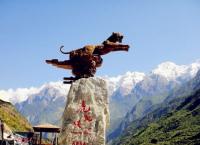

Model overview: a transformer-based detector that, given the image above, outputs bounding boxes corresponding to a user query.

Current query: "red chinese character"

[72,141,87,145]
[84,114,93,122]
[80,100,90,113]
[73,120,82,128]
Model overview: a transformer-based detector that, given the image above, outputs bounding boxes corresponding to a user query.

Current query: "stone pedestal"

[60,77,110,145]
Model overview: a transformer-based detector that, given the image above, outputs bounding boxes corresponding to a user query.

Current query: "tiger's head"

[106,32,124,43]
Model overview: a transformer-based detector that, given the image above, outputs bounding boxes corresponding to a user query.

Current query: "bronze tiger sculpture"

[46,32,129,84]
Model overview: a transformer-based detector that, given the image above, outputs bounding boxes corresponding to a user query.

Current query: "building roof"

[33,124,60,133]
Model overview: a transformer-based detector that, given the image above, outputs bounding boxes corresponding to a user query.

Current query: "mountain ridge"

[0,99,32,132]
[107,61,200,141]
[111,74,200,145]
[1,60,200,137]
[1,60,200,104]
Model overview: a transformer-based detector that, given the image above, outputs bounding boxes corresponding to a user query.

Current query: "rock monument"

[59,78,109,145]
[45,32,129,144]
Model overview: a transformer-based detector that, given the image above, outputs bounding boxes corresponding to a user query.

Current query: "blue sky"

[0,0,200,89]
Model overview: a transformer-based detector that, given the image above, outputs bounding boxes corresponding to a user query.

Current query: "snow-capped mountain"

[0,81,69,104]
[0,87,39,104]
[0,72,145,105]
[108,60,200,141]
[0,60,200,133]
[15,81,70,125]
[1,60,200,104]
[103,72,145,96]
[151,61,200,81]
[132,61,200,98]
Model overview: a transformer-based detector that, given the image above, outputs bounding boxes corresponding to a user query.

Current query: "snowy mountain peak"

[0,87,39,104]
[118,72,145,96]
[122,71,145,83]
[1,60,200,104]
[0,81,70,104]
[188,60,200,76]
[39,81,70,98]
[103,72,145,96]
[152,61,200,80]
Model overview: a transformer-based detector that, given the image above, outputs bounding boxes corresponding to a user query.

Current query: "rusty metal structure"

[46,32,129,84]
